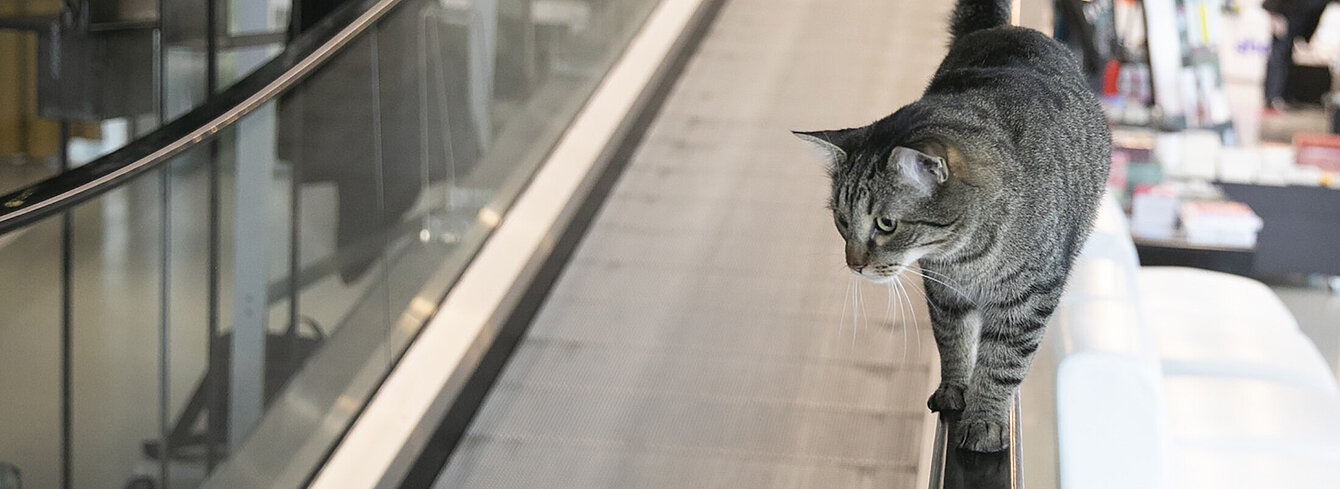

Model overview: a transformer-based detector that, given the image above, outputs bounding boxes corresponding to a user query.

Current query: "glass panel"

[216,45,286,90]
[287,28,386,377]
[164,46,211,121]
[67,170,164,489]
[366,0,669,360]
[374,2,455,356]
[162,144,227,488]
[1,0,669,486]
[0,219,63,489]
[194,30,393,481]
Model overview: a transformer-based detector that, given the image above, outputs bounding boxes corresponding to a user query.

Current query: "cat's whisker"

[851,279,860,348]
[915,264,956,276]
[908,285,927,359]
[862,281,870,333]
[852,281,859,346]
[890,277,906,362]
[839,276,852,344]
[915,266,964,283]
[911,270,964,289]
[883,283,895,342]
[857,280,868,346]
[897,272,929,300]
[915,266,976,291]
[896,275,922,359]
[903,266,954,286]
[904,268,978,306]
[894,281,908,364]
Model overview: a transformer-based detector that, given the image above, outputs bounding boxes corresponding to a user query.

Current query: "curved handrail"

[0,0,405,235]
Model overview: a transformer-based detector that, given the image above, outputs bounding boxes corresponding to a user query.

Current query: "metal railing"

[928,394,1025,489]
[0,0,404,233]
[0,2,410,488]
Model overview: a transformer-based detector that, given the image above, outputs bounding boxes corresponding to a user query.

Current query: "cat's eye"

[836,215,848,229]
[875,217,896,233]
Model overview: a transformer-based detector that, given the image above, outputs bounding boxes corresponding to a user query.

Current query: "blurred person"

[1263,0,1336,111]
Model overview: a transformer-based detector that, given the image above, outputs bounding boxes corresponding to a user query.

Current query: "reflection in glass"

[0,219,63,489]
[68,173,164,489]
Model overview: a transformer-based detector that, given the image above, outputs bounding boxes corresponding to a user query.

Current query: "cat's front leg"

[924,281,976,413]
[958,296,1053,452]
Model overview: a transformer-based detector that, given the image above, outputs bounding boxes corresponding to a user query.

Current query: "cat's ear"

[792,128,862,166]
[890,146,949,195]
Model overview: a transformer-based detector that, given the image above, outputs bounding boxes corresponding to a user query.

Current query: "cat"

[793,0,1110,452]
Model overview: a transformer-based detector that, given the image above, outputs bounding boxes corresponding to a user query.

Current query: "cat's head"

[794,123,966,283]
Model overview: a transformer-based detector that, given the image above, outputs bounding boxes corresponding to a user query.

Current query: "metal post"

[229,104,273,445]
[286,92,302,377]
[369,29,391,365]
[58,120,72,489]
[227,0,277,447]
[153,13,172,487]
[157,160,172,489]
[204,0,223,470]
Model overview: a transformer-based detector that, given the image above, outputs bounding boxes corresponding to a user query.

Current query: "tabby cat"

[794,0,1110,452]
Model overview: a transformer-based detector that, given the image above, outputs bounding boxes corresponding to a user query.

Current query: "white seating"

[1055,351,1168,489]
[1047,194,1340,488]
[1154,315,1337,394]
[1140,267,1300,331]
[1163,376,1340,454]
[1171,446,1340,489]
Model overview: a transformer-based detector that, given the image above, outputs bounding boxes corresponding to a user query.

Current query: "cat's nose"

[845,244,867,272]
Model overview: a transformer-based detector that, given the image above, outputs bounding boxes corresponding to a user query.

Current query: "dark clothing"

[1266,31,1295,103]
[288,0,350,36]
[1264,0,1335,104]
[1056,0,1115,91]
[1264,0,1333,41]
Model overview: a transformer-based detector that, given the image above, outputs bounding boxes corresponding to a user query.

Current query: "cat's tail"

[950,0,1010,41]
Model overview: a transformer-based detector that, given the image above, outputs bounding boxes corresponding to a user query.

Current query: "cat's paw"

[956,410,1010,453]
[927,383,966,412]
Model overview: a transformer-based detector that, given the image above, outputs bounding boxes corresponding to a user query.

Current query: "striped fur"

[794,0,1109,452]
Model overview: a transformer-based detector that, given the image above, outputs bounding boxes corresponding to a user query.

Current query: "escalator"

[418,0,957,485]
[0,0,667,487]
[0,0,1023,488]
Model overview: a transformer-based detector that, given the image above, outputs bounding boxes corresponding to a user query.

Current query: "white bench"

[1045,195,1340,488]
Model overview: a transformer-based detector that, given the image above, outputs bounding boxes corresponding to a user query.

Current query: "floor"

[431,0,950,487]
[1270,281,1340,379]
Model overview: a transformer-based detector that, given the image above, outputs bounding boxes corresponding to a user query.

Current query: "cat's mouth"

[851,263,908,283]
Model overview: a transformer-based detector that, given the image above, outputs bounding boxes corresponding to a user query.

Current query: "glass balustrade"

[0,0,662,487]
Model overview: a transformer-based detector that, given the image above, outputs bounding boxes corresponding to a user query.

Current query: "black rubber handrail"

[0,0,405,235]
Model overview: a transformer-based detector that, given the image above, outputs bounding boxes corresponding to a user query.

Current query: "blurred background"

[0,0,1335,488]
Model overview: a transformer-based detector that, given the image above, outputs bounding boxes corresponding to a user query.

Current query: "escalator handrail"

[0,0,405,235]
